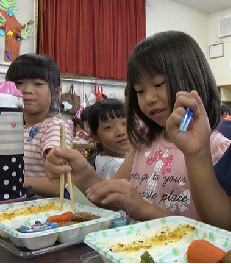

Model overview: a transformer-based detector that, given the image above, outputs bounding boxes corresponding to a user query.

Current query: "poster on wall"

[0,0,35,65]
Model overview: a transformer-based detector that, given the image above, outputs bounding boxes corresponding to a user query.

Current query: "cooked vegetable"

[140,251,155,263]
[46,211,73,223]
[187,239,226,263]
[223,249,231,263]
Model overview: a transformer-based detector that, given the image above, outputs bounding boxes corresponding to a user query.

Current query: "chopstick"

[59,122,75,212]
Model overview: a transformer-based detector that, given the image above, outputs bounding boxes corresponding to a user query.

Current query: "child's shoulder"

[41,117,71,130]
[210,130,231,146]
[42,117,60,127]
[210,130,231,164]
[96,155,124,165]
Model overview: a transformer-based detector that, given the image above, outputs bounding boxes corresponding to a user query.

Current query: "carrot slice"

[187,239,226,263]
[46,211,73,223]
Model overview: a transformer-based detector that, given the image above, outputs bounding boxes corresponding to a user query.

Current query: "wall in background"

[0,0,35,64]
[146,0,208,54]
[208,9,231,85]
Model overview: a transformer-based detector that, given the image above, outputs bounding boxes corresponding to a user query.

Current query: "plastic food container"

[84,216,231,263]
[80,251,104,263]
[0,198,120,250]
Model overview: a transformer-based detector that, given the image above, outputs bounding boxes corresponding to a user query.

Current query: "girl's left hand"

[86,179,146,220]
[166,90,211,157]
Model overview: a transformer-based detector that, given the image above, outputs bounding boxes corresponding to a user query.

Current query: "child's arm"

[166,90,231,230]
[24,176,60,197]
[86,178,173,220]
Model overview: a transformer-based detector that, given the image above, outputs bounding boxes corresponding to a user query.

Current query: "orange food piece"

[187,239,226,263]
[46,211,73,223]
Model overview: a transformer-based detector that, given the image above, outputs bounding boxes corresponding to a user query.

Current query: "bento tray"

[84,215,231,263]
[0,236,79,259]
[0,198,120,252]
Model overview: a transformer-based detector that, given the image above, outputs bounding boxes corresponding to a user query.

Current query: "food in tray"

[187,239,226,263]
[0,200,72,222]
[70,212,100,222]
[46,211,74,223]
[14,212,101,233]
[55,212,101,228]
[46,212,100,224]
[99,223,195,262]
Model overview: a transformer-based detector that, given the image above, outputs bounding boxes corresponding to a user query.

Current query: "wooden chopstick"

[59,122,75,212]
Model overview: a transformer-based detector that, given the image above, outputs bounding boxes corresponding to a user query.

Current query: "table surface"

[0,242,94,263]
[73,143,96,150]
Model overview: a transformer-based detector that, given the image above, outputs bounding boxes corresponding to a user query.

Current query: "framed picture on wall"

[209,42,224,59]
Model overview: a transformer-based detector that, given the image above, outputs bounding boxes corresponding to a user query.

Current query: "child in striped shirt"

[6,54,72,198]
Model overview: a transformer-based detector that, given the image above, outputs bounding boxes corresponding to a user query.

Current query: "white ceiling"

[169,0,231,14]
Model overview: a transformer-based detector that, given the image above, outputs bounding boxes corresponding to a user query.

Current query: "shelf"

[219,84,231,110]
[218,84,231,88]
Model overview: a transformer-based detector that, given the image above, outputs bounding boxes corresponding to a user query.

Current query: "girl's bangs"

[98,103,126,121]
[7,58,49,82]
[128,47,164,85]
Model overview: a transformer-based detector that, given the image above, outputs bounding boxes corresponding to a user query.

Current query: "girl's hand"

[166,90,211,157]
[45,147,95,186]
[86,179,147,220]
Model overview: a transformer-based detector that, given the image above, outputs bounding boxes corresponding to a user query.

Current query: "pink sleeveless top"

[130,131,230,220]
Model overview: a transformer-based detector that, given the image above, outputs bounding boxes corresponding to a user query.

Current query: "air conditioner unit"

[219,16,231,38]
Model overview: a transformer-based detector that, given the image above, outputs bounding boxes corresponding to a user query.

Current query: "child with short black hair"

[80,105,92,136]
[72,117,88,139]
[220,105,230,121]
[6,53,72,197]
[88,98,131,179]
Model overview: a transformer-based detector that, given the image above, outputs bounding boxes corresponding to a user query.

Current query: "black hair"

[221,105,231,115]
[80,105,92,122]
[88,98,126,136]
[126,30,220,149]
[72,118,84,130]
[124,84,129,97]
[5,53,60,113]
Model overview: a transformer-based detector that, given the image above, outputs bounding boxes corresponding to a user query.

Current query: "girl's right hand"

[166,90,211,157]
[45,147,95,186]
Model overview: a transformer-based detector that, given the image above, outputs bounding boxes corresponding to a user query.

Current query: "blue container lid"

[20,222,57,233]
[110,217,127,228]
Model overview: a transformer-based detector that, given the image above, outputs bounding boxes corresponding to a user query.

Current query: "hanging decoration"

[0,0,34,62]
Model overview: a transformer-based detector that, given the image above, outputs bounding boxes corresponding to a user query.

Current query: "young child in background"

[80,105,92,137]
[88,98,131,179]
[72,117,88,140]
[6,53,73,198]
[219,105,230,121]
[216,105,231,140]
[45,31,231,230]
[65,98,130,206]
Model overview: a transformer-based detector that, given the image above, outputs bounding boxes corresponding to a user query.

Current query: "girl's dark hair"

[88,98,126,136]
[221,105,230,115]
[5,53,60,113]
[72,118,84,130]
[127,30,220,149]
[124,84,129,97]
[80,105,92,122]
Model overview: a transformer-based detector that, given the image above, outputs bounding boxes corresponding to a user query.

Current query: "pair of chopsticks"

[59,122,74,212]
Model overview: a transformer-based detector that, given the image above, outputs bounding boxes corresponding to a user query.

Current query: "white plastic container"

[0,198,120,250]
[84,216,231,263]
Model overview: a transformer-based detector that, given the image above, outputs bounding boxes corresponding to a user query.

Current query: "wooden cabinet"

[219,84,231,110]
